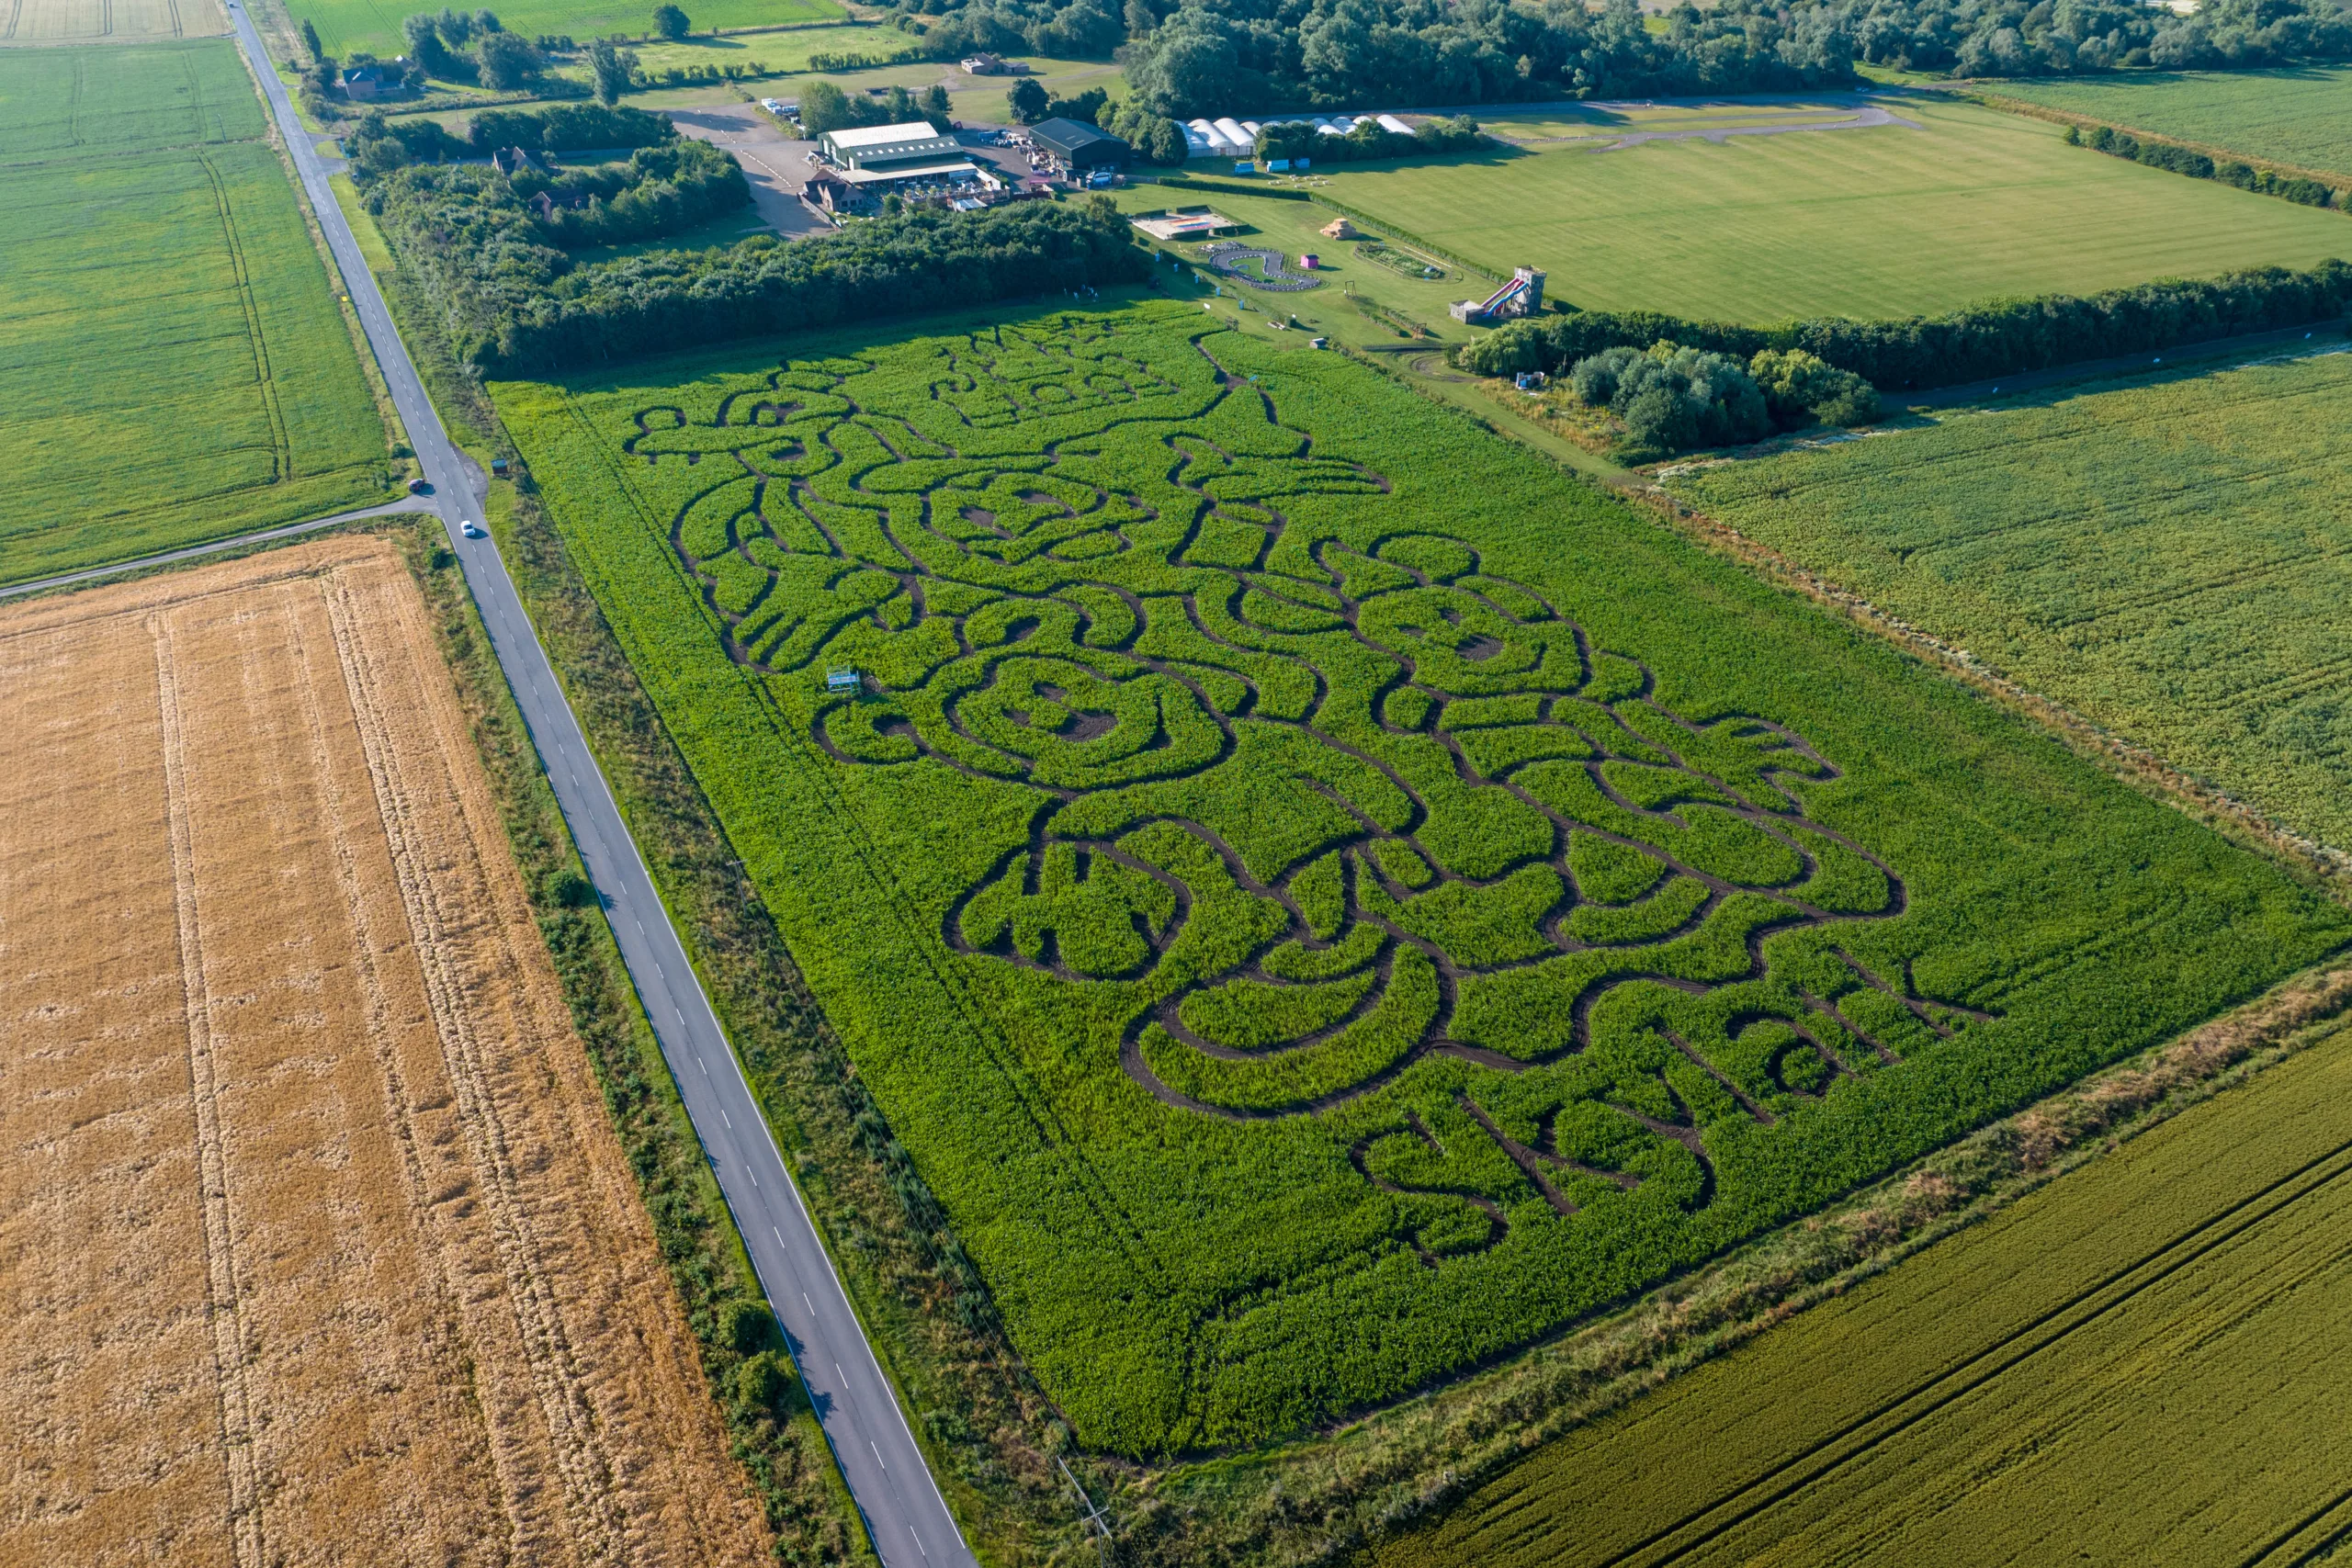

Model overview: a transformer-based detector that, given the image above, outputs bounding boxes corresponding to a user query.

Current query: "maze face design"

[639,321,1993,1264]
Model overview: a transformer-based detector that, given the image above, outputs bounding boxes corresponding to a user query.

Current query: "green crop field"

[1367,1010,2352,1567]
[0,34,259,158]
[1992,66,2352,179]
[1666,347,2352,855]
[492,301,2347,1454]
[293,0,841,64]
[0,40,391,586]
[1312,96,2352,322]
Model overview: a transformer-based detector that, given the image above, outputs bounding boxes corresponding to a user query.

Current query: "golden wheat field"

[0,536,772,1567]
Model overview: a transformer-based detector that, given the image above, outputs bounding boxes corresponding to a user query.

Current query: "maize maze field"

[494,301,2348,1452]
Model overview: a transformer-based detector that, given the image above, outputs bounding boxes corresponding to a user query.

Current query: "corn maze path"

[628,318,2000,1265]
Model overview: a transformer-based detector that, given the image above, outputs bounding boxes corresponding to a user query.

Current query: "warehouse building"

[1028,117,1132,173]
[820,121,965,171]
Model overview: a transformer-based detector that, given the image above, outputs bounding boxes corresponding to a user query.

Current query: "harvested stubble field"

[0,41,391,587]
[0,0,225,42]
[0,536,772,1566]
[493,301,2348,1455]
[1365,1009,2352,1568]
[1990,65,2352,180]
[1665,346,2352,856]
[1311,96,2352,322]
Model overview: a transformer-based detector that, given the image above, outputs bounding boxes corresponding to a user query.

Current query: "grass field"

[0,536,775,1564]
[492,299,2346,1454]
[0,0,228,42]
[1313,96,2352,323]
[0,40,391,586]
[294,0,840,64]
[1666,346,2352,855]
[1991,65,2352,179]
[1365,1008,2352,1567]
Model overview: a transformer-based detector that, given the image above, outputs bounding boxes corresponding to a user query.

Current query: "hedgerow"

[1461,258,2352,390]
[492,300,2348,1455]
[2067,118,2345,209]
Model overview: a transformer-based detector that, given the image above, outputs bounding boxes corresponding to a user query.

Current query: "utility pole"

[1057,1456,1114,1565]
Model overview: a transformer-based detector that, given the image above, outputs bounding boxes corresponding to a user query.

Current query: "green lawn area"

[1988,65,2352,178]
[1476,96,1871,145]
[1665,344,2352,853]
[492,299,2346,1456]
[1314,96,2352,323]
[0,40,390,586]
[295,0,841,63]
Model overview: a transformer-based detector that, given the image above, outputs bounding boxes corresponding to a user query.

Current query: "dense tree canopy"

[1117,0,1859,117]
[876,0,2345,118]
[1828,0,2351,76]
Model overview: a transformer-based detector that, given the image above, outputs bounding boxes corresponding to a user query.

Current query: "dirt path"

[0,537,772,1567]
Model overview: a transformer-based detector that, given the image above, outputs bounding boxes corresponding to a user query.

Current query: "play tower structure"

[1451,265,1546,324]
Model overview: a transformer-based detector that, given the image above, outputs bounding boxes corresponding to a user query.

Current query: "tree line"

[1829,0,2349,77]
[2067,121,2343,209]
[352,107,1150,373]
[1561,343,1879,457]
[1459,261,2352,391]
[868,0,2348,118]
[345,101,675,169]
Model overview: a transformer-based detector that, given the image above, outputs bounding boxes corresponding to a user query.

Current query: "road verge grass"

[385,511,873,1565]
[381,287,1098,1561]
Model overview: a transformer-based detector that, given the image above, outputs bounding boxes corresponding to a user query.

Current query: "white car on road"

[459,520,486,539]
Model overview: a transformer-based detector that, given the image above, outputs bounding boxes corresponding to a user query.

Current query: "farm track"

[0,539,773,1565]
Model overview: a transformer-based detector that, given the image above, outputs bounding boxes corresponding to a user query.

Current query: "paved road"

[221,12,977,1566]
[0,498,431,599]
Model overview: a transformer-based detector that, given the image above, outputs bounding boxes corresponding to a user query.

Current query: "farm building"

[959,52,1023,73]
[820,121,964,170]
[1030,118,1132,172]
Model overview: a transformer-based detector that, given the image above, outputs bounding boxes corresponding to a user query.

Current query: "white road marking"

[720,1107,731,1128]
[872,1440,886,1471]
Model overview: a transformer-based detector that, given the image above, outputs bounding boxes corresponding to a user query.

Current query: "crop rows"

[1372,1017,2352,1568]
[493,300,2346,1452]
[1992,65,2352,180]
[0,43,389,585]
[1668,347,2352,854]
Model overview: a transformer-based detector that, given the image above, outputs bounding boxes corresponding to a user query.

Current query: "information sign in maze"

[503,305,2348,1450]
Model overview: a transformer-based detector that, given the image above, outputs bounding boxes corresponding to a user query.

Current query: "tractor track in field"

[1595,1132,2352,1568]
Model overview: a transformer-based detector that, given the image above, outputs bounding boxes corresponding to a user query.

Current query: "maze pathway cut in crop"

[499,302,2348,1451]
[639,322,1992,1254]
